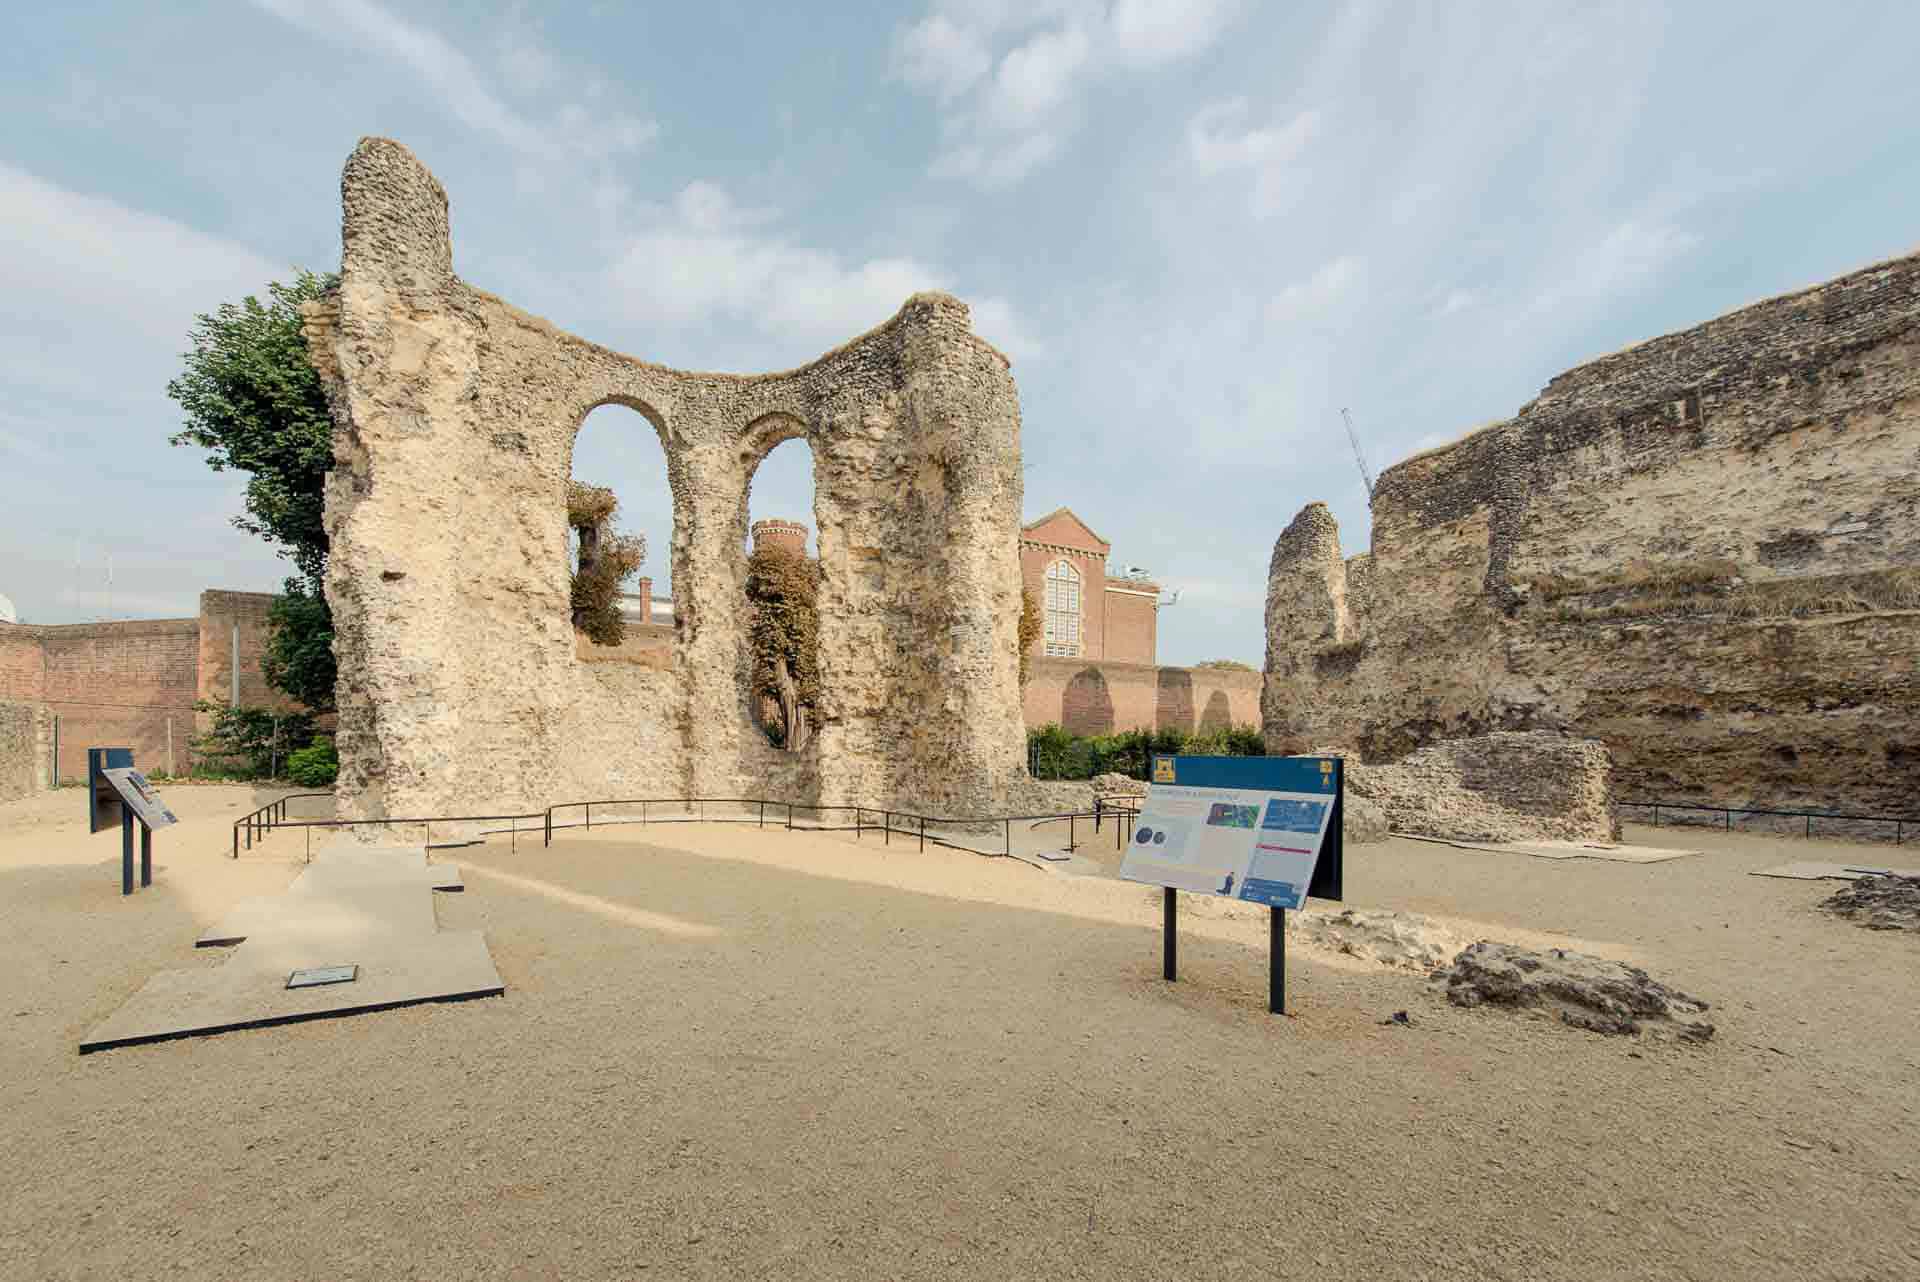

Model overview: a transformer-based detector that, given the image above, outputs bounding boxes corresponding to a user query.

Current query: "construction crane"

[1341,406,1375,502]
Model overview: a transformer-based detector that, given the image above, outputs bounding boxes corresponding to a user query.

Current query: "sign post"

[1121,754,1344,1015]
[100,767,178,896]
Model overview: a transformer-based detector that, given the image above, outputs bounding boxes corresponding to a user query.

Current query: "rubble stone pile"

[1435,941,1714,1041]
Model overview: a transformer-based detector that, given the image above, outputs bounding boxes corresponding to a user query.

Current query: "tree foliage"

[169,270,340,713]
[1018,584,1042,687]
[189,699,318,779]
[1193,658,1257,671]
[168,270,338,586]
[261,579,337,713]
[746,544,822,752]
[568,481,646,645]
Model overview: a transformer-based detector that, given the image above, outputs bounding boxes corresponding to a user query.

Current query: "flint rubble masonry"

[1267,248,1920,818]
[304,138,1028,824]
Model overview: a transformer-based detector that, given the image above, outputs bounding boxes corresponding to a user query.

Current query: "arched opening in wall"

[1199,689,1232,734]
[568,401,676,660]
[1063,667,1115,736]
[1156,668,1195,736]
[742,428,821,751]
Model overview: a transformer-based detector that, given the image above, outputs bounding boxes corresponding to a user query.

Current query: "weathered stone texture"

[1310,734,1615,843]
[1267,250,1920,816]
[306,139,1027,823]
[0,698,53,803]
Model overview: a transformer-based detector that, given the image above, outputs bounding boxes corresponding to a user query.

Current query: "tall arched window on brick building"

[1043,560,1082,657]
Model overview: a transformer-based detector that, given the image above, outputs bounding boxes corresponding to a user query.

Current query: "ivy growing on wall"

[567,481,645,645]
[747,543,822,752]
[1018,583,1041,687]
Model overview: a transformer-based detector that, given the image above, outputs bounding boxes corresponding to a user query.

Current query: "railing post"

[1069,812,1075,852]
[1004,818,1011,858]
[232,823,238,860]
[586,802,592,831]
[544,808,552,848]
[919,816,925,853]
[884,811,891,846]
[856,808,863,839]
[787,803,793,831]
[759,801,765,829]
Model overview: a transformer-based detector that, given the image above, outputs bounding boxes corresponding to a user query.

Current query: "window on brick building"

[1043,560,1082,656]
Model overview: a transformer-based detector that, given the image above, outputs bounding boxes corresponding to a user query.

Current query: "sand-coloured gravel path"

[2,787,1915,1280]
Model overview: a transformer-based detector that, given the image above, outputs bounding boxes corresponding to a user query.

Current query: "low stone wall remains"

[0,698,54,803]
[1315,731,1616,844]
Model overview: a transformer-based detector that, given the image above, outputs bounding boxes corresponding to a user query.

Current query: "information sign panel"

[102,767,179,829]
[1120,755,1342,910]
[88,747,133,834]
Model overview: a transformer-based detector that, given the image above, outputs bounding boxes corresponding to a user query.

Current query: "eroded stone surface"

[1265,252,1920,819]
[1436,941,1714,1041]
[1293,906,1466,970]
[1306,735,1615,843]
[1820,874,1920,932]
[305,138,1027,822]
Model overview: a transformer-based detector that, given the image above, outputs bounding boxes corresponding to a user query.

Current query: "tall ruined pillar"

[1262,502,1350,753]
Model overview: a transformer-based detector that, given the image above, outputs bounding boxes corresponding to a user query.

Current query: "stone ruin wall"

[304,138,1027,824]
[0,698,54,804]
[1267,249,1920,818]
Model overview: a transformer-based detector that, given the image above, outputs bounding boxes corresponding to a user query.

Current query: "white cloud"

[608,182,1042,362]
[893,14,994,102]
[896,0,1247,187]
[1266,256,1364,328]
[0,163,286,399]
[1534,219,1700,312]
[251,0,656,164]
[1109,0,1245,66]
[1186,99,1319,214]
[1438,289,1479,316]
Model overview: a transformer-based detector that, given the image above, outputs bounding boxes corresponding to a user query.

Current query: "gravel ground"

[2,791,1916,1281]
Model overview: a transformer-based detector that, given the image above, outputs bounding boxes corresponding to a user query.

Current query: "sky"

[2,1,1916,664]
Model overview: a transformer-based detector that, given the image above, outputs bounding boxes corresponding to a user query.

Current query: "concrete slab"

[197,855,461,947]
[86,840,501,1053]
[79,931,503,1054]
[1751,861,1920,881]
[1399,834,1697,863]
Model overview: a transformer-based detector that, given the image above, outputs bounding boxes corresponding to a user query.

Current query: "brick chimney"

[751,519,808,557]
[636,577,652,624]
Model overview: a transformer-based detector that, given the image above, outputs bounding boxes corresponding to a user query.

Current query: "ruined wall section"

[0,698,53,803]
[1266,250,1920,814]
[308,138,1025,823]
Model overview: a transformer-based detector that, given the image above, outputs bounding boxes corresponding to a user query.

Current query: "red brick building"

[584,510,1264,738]
[1017,507,1161,665]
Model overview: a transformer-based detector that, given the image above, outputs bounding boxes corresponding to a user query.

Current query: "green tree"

[168,270,340,711]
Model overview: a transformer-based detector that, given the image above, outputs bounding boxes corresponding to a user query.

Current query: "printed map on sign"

[1119,755,1338,910]
[101,767,179,829]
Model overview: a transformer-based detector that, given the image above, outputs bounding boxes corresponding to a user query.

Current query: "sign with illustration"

[1120,755,1342,910]
[101,767,179,829]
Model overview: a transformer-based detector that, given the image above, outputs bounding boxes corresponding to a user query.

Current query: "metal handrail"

[1619,798,1914,844]
[231,791,335,858]
[236,793,1149,864]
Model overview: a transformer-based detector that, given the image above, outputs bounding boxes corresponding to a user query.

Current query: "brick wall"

[0,589,307,784]
[1025,657,1261,736]
[197,590,303,712]
[0,697,54,802]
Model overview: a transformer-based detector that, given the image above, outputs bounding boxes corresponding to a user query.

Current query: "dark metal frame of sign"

[1137,753,1345,1016]
[100,767,178,897]
[88,747,133,834]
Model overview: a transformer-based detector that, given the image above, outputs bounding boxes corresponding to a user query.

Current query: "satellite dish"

[0,593,14,624]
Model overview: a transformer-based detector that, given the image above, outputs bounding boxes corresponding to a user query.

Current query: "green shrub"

[190,700,316,779]
[1027,723,1266,780]
[285,736,338,787]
